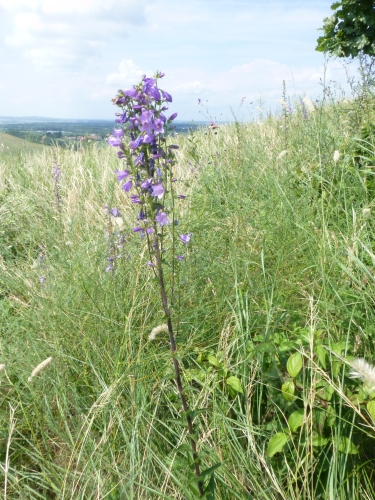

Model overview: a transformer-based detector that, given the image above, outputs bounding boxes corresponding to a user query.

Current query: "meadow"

[1,88,375,499]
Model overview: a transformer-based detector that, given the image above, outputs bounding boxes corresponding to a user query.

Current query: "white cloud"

[2,0,151,68]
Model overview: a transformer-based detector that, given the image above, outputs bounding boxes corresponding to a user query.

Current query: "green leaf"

[226,376,243,394]
[312,434,329,447]
[332,342,347,355]
[326,405,336,427]
[337,436,358,455]
[267,432,290,457]
[282,380,295,402]
[287,352,303,378]
[315,344,327,369]
[367,401,375,422]
[207,355,220,368]
[288,409,304,432]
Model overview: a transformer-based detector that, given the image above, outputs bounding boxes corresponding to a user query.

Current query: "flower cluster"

[108,73,190,262]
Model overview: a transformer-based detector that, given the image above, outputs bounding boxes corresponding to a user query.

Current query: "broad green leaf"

[315,344,327,369]
[312,434,329,447]
[267,432,289,457]
[288,409,304,432]
[207,355,219,367]
[332,360,342,378]
[287,352,303,378]
[331,341,347,355]
[226,376,243,394]
[317,381,335,401]
[367,401,375,422]
[337,436,358,455]
[282,380,295,402]
[326,405,336,427]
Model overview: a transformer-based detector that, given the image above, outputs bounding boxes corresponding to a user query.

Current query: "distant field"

[0,131,49,156]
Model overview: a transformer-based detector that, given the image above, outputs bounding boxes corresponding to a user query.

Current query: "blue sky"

[0,0,359,120]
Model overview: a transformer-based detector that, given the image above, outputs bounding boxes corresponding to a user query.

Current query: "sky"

[0,0,360,121]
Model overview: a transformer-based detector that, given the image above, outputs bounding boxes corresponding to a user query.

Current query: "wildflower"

[28,357,53,382]
[180,234,191,245]
[153,118,164,134]
[141,178,153,190]
[161,90,172,102]
[122,180,132,192]
[303,97,315,113]
[115,170,130,182]
[107,136,123,147]
[333,150,340,163]
[147,261,155,267]
[349,358,375,388]
[112,128,125,138]
[177,255,184,260]
[155,212,170,226]
[39,275,46,284]
[149,324,169,340]
[177,195,186,199]
[277,150,288,160]
[151,183,164,198]
[363,208,371,218]
[110,208,122,217]
[169,112,178,121]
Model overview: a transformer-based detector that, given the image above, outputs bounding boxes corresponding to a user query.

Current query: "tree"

[316,0,375,58]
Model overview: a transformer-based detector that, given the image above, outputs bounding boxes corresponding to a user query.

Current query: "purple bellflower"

[155,212,170,226]
[180,234,191,245]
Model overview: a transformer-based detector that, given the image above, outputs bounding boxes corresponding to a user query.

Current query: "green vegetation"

[0,131,49,156]
[2,88,375,498]
[316,0,375,58]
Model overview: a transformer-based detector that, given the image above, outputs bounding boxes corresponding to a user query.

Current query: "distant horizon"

[0,116,210,124]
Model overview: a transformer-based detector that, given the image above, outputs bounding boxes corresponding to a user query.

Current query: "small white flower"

[278,99,288,109]
[149,324,169,340]
[363,208,371,218]
[277,150,288,160]
[333,150,340,163]
[349,358,375,388]
[303,97,315,113]
[28,357,53,382]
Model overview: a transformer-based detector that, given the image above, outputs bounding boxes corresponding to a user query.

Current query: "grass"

[0,131,49,157]
[1,94,375,498]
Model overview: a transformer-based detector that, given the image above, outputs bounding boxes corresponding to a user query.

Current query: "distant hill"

[0,131,49,156]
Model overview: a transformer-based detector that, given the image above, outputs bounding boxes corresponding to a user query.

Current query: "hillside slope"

[0,131,49,156]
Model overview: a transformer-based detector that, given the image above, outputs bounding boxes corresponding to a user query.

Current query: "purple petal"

[151,183,164,198]
[129,135,143,149]
[155,211,170,227]
[122,180,132,192]
[177,194,186,199]
[169,113,178,121]
[142,133,155,144]
[124,88,138,97]
[179,233,191,245]
[141,178,153,189]
[110,208,122,217]
[107,136,123,147]
[146,227,154,234]
[112,128,125,138]
[147,261,155,267]
[161,90,172,102]
[115,169,130,181]
[176,255,184,260]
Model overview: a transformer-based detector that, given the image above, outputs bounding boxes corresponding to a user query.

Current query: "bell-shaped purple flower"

[112,128,125,138]
[143,133,155,144]
[130,194,142,204]
[107,136,123,147]
[155,211,170,227]
[141,178,153,189]
[124,88,138,98]
[169,113,178,121]
[153,118,164,135]
[179,233,191,245]
[110,208,122,217]
[130,135,143,149]
[151,183,164,198]
[115,169,130,181]
[115,111,128,123]
[161,90,172,102]
[122,180,132,192]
